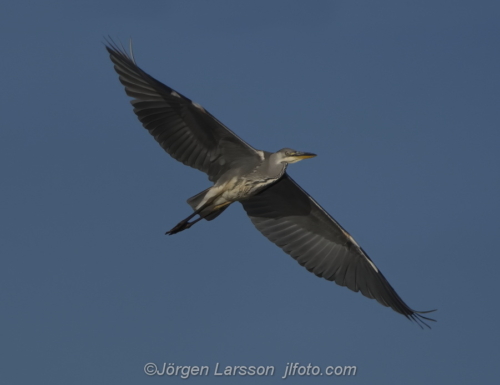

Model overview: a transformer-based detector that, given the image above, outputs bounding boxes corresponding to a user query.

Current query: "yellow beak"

[293,152,317,160]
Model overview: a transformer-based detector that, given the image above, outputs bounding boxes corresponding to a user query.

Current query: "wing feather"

[241,174,436,327]
[106,41,259,182]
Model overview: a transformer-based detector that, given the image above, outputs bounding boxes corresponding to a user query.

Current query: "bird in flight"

[106,41,435,328]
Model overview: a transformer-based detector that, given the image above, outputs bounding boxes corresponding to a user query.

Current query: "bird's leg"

[166,216,203,235]
[166,213,201,235]
[165,201,211,235]
[165,201,231,235]
[166,191,232,235]
[176,216,204,233]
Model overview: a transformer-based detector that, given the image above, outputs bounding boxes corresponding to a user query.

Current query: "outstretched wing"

[241,174,435,328]
[106,41,260,182]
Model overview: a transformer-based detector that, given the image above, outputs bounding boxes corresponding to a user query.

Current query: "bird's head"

[275,148,317,164]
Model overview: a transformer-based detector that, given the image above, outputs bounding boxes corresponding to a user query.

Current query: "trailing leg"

[165,202,232,235]
[165,204,206,235]
[166,215,203,235]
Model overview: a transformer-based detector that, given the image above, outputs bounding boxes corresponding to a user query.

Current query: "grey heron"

[106,42,436,328]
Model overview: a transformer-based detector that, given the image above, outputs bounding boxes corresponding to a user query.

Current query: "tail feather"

[187,187,231,222]
[187,187,211,210]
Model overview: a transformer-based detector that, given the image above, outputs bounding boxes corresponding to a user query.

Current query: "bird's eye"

[285,151,290,156]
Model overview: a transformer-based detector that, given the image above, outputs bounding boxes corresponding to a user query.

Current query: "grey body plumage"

[106,41,436,328]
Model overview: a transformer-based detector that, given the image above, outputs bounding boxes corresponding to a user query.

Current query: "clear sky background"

[1,1,499,384]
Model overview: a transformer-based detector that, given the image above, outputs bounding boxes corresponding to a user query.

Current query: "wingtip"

[409,309,437,329]
[103,36,136,64]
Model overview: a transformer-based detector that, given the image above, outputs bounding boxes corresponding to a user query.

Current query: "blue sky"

[1,1,499,383]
